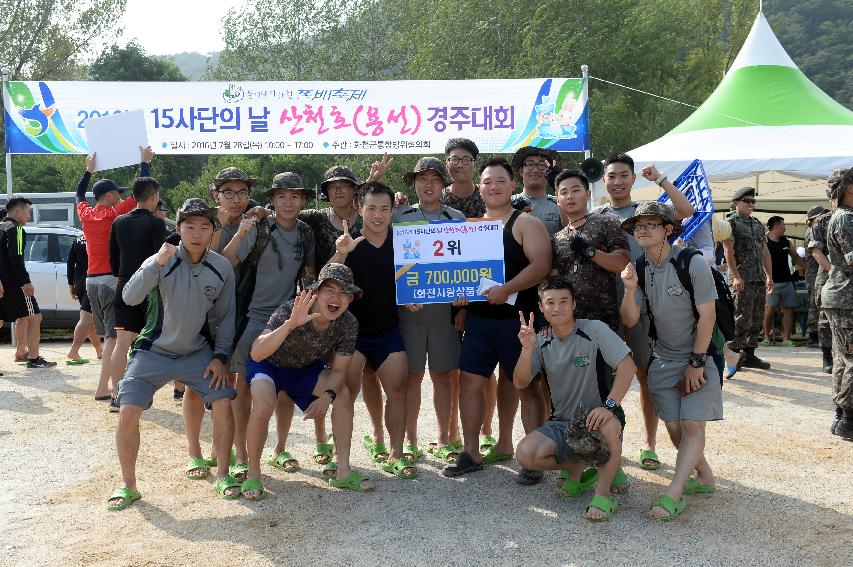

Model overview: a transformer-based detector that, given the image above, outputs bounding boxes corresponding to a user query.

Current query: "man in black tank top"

[443,159,553,480]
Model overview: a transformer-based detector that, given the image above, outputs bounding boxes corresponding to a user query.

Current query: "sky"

[119,0,239,55]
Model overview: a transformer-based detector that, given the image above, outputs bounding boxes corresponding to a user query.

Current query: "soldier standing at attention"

[722,187,773,370]
[803,206,828,348]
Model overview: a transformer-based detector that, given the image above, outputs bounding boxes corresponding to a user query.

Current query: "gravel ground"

[0,340,851,567]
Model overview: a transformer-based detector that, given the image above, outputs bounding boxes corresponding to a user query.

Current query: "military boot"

[822,348,833,374]
[804,332,819,348]
[741,348,771,370]
[835,409,853,441]
[831,407,843,435]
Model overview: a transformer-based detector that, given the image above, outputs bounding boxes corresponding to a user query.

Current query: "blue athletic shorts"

[459,312,522,379]
[355,327,406,372]
[245,358,324,411]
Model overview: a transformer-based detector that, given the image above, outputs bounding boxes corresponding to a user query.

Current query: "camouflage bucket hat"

[266,172,315,199]
[403,157,451,187]
[510,146,560,174]
[176,198,221,230]
[827,168,851,200]
[307,262,363,299]
[213,167,255,188]
[806,205,826,222]
[621,201,684,237]
[321,165,360,195]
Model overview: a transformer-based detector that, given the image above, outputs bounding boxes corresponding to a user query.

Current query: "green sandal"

[403,443,423,462]
[611,467,630,493]
[107,487,141,511]
[479,436,497,453]
[435,443,460,462]
[427,440,440,454]
[558,468,599,498]
[214,475,242,500]
[313,442,334,465]
[649,494,686,521]
[585,494,617,522]
[362,436,389,462]
[65,357,90,365]
[185,457,210,480]
[639,449,661,470]
[205,456,218,468]
[322,461,338,478]
[481,447,512,465]
[329,471,375,492]
[240,478,266,501]
[229,462,249,481]
[268,451,300,473]
[382,457,417,479]
[684,477,716,494]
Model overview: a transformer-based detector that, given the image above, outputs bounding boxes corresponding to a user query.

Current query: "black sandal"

[442,451,484,478]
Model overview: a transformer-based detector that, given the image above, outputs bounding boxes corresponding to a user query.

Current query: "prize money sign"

[393,219,505,305]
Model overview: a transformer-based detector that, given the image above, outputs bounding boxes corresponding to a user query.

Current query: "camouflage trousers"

[806,274,820,335]
[727,281,765,351]
[824,308,853,410]
[815,279,833,348]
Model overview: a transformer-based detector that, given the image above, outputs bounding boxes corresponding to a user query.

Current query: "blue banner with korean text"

[658,159,714,242]
[393,219,505,305]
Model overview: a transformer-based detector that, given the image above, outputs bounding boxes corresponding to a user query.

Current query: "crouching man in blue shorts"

[514,277,636,522]
[242,263,375,498]
[107,198,238,510]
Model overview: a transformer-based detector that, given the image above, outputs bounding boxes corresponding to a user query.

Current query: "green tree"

[90,42,187,82]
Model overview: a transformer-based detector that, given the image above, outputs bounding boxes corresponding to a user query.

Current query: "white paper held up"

[84,110,149,171]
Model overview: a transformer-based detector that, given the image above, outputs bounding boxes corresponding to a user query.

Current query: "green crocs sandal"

[481,447,512,465]
[639,449,661,470]
[65,357,90,365]
[322,461,338,478]
[313,442,334,465]
[427,440,440,454]
[684,477,716,494]
[107,487,141,511]
[585,494,617,522]
[362,436,390,462]
[435,443,460,463]
[329,471,375,492]
[611,467,630,493]
[185,457,210,480]
[205,456,218,468]
[479,436,497,453]
[558,467,599,498]
[268,451,300,473]
[214,475,242,500]
[240,478,266,501]
[382,457,417,479]
[649,494,686,521]
[403,443,423,462]
[228,462,249,482]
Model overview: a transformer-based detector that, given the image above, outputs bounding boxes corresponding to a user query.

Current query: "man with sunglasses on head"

[722,187,773,370]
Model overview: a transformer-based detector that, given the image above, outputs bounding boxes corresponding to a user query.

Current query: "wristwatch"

[688,353,707,368]
[604,398,619,412]
[213,353,229,365]
[324,389,337,403]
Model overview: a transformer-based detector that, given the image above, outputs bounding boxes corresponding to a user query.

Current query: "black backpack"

[636,248,736,342]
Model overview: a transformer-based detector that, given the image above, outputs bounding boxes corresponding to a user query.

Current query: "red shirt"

[77,197,137,275]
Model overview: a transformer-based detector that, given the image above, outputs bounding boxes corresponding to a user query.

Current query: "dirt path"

[0,341,851,566]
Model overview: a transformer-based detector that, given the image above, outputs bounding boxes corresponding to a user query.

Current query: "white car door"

[23,232,57,312]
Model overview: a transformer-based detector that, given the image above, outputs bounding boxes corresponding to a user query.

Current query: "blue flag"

[657,159,714,242]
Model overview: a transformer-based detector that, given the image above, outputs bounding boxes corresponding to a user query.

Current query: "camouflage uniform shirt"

[440,186,485,219]
[808,211,832,289]
[299,208,364,269]
[727,214,766,282]
[264,299,359,368]
[820,205,853,309]
[552,214,629,330]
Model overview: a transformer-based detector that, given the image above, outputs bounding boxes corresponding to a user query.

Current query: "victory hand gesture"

[518,311,537,351]
[287,290,321,328]
[367,152,394,182]
[335,219,365,255]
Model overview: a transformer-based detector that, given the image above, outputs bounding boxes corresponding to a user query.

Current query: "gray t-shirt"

[520,193,562,236]
[634,245,717,360]
[531,319,631,421]
[392,204,465,224]
[237,217,315,322]
[216,220,241,254]
[686,221,715,264]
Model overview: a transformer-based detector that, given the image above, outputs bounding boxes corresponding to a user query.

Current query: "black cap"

[732,187,756,201]
[92,179,126,200]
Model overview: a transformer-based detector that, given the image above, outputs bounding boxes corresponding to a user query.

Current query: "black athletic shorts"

[74,282,92,313]
[0,281,40,321]
[114,279,147,334]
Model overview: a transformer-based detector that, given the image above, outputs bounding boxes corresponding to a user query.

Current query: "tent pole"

[1,68,12,197]
[581,64,590,162]
[755,173,760,195]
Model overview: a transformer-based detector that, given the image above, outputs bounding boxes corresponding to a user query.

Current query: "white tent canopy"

[629,11,853,182]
